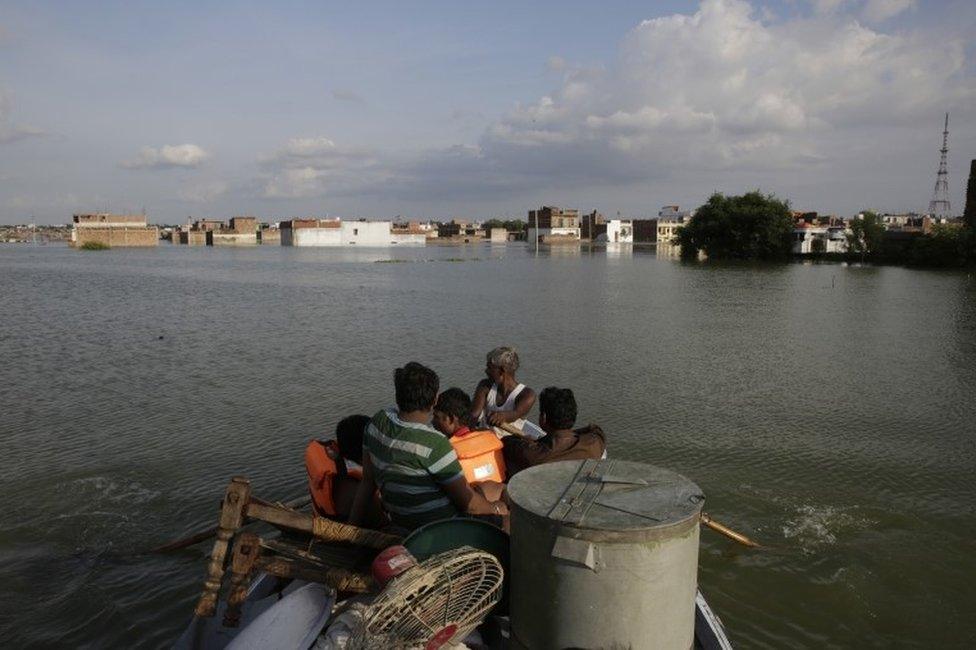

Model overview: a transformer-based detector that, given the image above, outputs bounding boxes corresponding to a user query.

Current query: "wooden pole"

[151,493,311,554]
[700,512,761,549]
[254,556,372,593]
[245,501,401,549]
[194,477,250,618]
[222,532,261,628]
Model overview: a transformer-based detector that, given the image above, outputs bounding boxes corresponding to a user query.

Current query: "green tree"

[845,210,885,261]
[677,191,794,261]
[483,219,525,232]
[905,225,970,268]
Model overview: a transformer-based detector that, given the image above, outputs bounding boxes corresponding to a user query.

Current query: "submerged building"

[71,213,159,247]
[606,220,634,243]
[208,217,259,246]
[527,206,581,244]
[279,219,426,246]
[656,206,693,245]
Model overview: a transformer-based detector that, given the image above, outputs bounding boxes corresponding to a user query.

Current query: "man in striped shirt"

[349,361,508,531]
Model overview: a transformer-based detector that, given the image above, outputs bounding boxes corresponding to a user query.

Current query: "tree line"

[676,191,976,268]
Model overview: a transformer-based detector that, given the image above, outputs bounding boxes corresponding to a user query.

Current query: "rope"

[311,516,402,549]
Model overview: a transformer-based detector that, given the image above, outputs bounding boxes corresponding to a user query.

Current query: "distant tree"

[846,211,885,261]
[905,225,970,268]
[677,191,793,261]
[483,219,526,232]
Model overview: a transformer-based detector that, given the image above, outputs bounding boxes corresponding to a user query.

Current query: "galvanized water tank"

[508,459,704,650]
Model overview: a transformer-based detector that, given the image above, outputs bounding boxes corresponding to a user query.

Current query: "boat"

[174,514,735,649]
[172,459,740,649]
[175,570,732,649]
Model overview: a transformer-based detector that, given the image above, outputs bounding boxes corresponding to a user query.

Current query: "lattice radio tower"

[929,112,951,218]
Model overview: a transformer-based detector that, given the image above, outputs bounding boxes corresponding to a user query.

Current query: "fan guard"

[357,546,503,649]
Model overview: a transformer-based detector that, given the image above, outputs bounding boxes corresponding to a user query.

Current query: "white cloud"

[0,89,45,144]
[810,0,848,15]
[262,167,328,199]
[122,144,210,169]
[246,0,974,213]
[547,56,567,72]
[0,123,45,144]
[862,0,915,23]
[473,0,972,185]
[257,136,380,199]
[263,136,374,168]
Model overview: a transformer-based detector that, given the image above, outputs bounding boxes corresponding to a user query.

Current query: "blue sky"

[2,0,975,224]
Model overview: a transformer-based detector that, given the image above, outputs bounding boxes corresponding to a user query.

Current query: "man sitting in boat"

[433,387,506,484]
[349,361,509,532]
[305,414,386,527]
[502,386,606,477]
[471,346,538,437]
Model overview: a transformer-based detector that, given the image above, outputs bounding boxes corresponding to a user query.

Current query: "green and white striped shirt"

[365,408,465,530]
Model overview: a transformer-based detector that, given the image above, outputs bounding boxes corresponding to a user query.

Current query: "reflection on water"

[0,243,974,648]
[604,242,633,259]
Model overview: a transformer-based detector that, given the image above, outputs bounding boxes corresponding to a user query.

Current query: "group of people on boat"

[304,346,606,533]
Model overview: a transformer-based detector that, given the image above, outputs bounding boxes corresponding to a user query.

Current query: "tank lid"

[508,459,704,532]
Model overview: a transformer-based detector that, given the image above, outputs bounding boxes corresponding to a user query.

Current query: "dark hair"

[336,414,370,465]
[539,387,577,430]
[394,361,439,412]
[434,387,472,422]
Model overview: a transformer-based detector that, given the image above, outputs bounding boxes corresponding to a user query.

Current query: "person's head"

[335,414,370,465]
[432,387,472,436]
[485,346,520,382]
[394,361,440,413]
[538,387,577,432]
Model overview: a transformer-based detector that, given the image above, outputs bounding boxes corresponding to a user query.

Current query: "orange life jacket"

[305,440,362,517]
[450,429,507,484]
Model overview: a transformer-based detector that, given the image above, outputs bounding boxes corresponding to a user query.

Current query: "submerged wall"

[72,227,159,247]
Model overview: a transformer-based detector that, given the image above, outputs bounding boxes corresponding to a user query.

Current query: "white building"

[657,219,687,244]
[792,226,848,254]
[656,206,693,245]
[281,219,425,246]
[605,220,633,243]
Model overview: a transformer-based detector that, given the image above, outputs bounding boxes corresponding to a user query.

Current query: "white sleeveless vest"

[482,383,543,439]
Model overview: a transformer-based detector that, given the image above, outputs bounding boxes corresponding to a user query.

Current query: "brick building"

[71,213,158,247]
[527,206,581,244]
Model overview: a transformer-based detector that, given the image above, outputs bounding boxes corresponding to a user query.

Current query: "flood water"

[1,242,974,648]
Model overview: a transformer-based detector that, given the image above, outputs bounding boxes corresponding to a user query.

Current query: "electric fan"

[356,546,504,649]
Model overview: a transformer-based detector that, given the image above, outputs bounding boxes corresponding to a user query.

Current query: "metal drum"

[508,459,704,650]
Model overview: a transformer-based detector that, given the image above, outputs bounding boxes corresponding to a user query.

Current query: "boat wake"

[67,475,161,505]
[782,504,875,554]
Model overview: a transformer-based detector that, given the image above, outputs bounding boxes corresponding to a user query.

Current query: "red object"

[425,624,458,650]
[452,426,472,438]
[371,545,417,588]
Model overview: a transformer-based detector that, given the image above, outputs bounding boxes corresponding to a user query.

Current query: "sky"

[2,0,975,225]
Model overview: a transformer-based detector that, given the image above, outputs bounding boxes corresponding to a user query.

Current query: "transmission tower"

[928,112,951,218]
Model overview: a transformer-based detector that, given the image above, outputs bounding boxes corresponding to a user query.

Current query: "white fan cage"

[357,546,504,649]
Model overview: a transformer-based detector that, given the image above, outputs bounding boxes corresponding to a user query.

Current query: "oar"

[700,512,761,548]
[150,493,311,553]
